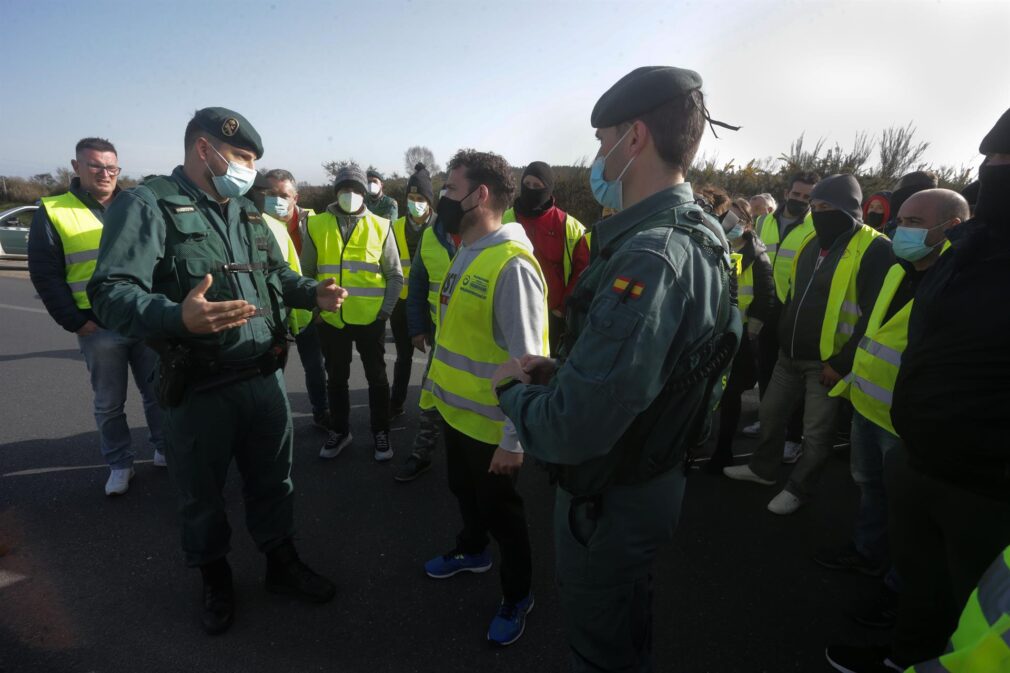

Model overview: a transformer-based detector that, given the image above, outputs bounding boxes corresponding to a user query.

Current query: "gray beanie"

[333,163,368,193]
[810,174,863,223]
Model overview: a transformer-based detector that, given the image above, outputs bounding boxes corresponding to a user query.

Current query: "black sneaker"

[312,410,331,431]
[389,404,405,420]
[848,587,899,629]
[814,544,886,577]
[825,645,904,672]
[199,558,235,635]
[394,455,432,482]
[265,541,336,604]
[374,431,393,462]
[320,431,352,459]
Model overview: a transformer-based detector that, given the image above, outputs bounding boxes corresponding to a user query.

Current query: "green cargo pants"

[164,370,295,567]
[555,467,687,673]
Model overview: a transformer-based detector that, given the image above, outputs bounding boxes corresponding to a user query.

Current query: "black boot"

[199,557,235,635]
[265,540,336,604]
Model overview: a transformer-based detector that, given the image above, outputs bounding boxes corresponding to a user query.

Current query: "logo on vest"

[221,118,239,137]
[459,274,489,300]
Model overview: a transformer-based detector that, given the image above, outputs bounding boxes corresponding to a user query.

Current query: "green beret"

[191,106,264,159]
[591,66,703,128]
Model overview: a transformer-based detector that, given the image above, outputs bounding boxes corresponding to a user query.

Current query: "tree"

[321,159,360,182]
[403,146,439,175]
[877,123,929,182]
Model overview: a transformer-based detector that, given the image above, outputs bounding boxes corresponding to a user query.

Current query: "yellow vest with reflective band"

[731,252,756,324]
[420,241,548,445]
[41,192,104,310]
[791,224,884,361]
[830,242,950,434]
[909,545,1010,673]
[758,210,815,303]
[263,213,312,335]
[307,210,389,329]
[502,208,585,288]
[418,225,453,325]
[392,217,417,301]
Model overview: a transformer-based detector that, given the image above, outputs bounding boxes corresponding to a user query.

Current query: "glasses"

[86,163,122,176]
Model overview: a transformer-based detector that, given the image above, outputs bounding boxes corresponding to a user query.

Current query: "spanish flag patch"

[611,276,645,299]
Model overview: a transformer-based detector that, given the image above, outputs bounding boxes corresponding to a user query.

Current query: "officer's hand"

[316,278,349,312]
[76,320,99,337]
[488,447,523,475]
[820,363,842,388]
[491,358,531,392]
[411,333,432,353]
[519,354,557,385]
[181,274,257,335]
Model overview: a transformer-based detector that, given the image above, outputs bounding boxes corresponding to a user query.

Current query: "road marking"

[0,570,29,590]
[689,451,755,467]
[3,459,154,477]
[0,302,46,314]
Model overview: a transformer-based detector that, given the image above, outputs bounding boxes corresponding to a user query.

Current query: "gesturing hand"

[181,274,257,335]
[412,333,432,353]
[316,278,349,312]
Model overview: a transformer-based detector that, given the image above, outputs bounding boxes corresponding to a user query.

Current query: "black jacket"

[892,217,1010,501]
[738,230,776,325]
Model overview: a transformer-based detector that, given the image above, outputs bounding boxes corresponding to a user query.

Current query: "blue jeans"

[77,327,164,469]
[850,410,901,566]
[295,321,328,415]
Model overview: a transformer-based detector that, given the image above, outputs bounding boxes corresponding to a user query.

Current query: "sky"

[2,0,1007,185]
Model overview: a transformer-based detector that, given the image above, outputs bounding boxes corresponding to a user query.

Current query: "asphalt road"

[0,273,884,673]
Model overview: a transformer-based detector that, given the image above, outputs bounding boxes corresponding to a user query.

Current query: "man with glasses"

[28,137,165,496]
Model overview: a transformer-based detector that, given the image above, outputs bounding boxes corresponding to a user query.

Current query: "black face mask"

[786,198,809,217]
[975,162,1010,224]
[866,211,884,229]
[811,210,853,248]
[437,188,479,235]
[518,186,551,214]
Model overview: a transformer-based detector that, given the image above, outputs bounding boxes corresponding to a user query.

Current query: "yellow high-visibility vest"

[264,213,312,335]
[41,191,104,310]
[418,225,453,325]
[731,252,755,324]
[307,210,389,329]
[758,210,815,303]
[420,240,548,444]
[392,216,419,301]
[790,224,884,361]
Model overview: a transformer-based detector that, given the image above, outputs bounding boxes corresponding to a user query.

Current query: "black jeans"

[886,445,1010,665]
[442,420,532,603]
[389,299,414,409]
[711,332,758,465]
[317,319,390,434]
[756,308,804,442]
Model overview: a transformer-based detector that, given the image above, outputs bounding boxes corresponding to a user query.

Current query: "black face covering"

[811,210,853,249]
[866,211,884,229]
[517,186,551,215]
[974,163,1010,225]
[437,188,479,235]
[786,198,809,217]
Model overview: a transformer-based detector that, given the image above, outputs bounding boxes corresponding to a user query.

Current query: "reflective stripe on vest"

[307,211,389,329]
[502,208,586,287]
[263,214,312,335]
[757,211,815,303]
[418,225,452,325]
[792,224,883,361]
[420,241,548,444]
[392,217,416,300]
[41,192,104,310]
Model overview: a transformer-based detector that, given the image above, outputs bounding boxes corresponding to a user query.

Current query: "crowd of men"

[24,63,1010,672]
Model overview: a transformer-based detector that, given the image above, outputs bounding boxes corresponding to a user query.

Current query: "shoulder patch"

[612,276,645,300]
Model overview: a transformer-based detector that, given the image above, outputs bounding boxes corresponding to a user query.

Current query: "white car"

[0,205,36,258]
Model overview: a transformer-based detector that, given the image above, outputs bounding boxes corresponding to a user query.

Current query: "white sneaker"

[722,465,776,485]
[153,450,167,468]
[105,468,135,496]
[782,440,803,464]
[767,490,802,515]
[741,421,761,437]
[320,431,352,459]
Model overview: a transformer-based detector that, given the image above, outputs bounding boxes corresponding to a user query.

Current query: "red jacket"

[513,203,589,312]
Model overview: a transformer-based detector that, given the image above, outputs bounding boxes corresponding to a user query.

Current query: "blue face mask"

[264,195,291,219]
[590,126,636,210]
[892,221,947,262]
[205,142,257,198]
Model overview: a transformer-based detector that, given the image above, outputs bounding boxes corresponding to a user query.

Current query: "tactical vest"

[421,241,548,445]
[307,211,389,329]
[264,213,312,335]
[41,192,103,309]
[418,225,453,325]
[502,207,585,287]
[758,210,814,303]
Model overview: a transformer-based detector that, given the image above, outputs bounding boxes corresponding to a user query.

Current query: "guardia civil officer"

[494,67,741,672]
[88,107,346,635]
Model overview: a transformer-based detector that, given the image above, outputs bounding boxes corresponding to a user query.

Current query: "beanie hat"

[333,163,367,193]
[406,163,434,203]
[522,161,555,194]
[810,174,863,223]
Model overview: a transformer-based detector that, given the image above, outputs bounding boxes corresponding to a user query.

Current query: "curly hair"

[447,149,516,213]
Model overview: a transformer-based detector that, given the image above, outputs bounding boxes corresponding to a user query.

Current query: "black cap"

[191,107,263,159]
[366,168,384,182]
[406,163,433,203]
[591,66,703,128]
[979,107,1010,155]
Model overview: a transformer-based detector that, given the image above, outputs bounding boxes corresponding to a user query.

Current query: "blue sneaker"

[424,548,492,579]
[487,593,534,646]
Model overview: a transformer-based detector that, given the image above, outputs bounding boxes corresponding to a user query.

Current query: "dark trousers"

[548,312,566,358]
[712,332,758,465]
[756,310,804,442]
[294,321,328,415]
[886,445,1010,665]
[317,319,390,434]
[442,420,532,603]
[389,299,414,409]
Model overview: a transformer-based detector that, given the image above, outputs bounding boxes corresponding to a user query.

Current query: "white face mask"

[367,180,381,195]
[407,199,429,218]
[338,190,364,213]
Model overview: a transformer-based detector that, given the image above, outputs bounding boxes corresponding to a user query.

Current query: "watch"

[494,377,522,399]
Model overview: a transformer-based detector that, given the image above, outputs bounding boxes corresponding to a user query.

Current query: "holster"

[157,344,191,408]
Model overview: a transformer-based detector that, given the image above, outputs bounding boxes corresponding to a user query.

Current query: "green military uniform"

[87,113,319,568]
[499,67,740,672]
[365,169,398,223]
